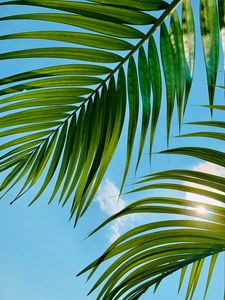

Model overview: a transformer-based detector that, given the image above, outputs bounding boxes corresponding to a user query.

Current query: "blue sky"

[0,1,225,299]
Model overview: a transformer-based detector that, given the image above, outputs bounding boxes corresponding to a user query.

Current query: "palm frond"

[2,0,225,298]
[0,0,224,223]
[0,0,186,220]
[79,113,225,299]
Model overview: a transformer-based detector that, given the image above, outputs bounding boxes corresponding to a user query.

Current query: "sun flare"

[196,206,208,215]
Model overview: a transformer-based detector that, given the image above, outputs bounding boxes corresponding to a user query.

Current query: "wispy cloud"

[185,162,225,207]
[96,179,138,243]
[96,163,225,242]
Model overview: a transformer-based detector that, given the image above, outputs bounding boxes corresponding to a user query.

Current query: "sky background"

[0,1,225,299]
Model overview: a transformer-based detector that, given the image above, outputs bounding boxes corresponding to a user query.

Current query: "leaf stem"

[87,0,183,101]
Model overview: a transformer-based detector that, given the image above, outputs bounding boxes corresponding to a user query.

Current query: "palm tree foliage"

[78,105,225,300]
[0,0,225,299]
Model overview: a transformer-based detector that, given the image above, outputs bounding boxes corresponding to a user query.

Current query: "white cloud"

[96,163,225,242]
[96,179,138,243]
[185,162,225,207]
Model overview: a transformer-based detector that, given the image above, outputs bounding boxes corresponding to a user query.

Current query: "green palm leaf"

[200,0,219,113]
[80,115,225,299]
[1,0,189,220]
[1,2,225,298]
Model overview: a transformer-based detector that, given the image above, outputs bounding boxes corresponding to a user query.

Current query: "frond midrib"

[87,0,183,101]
